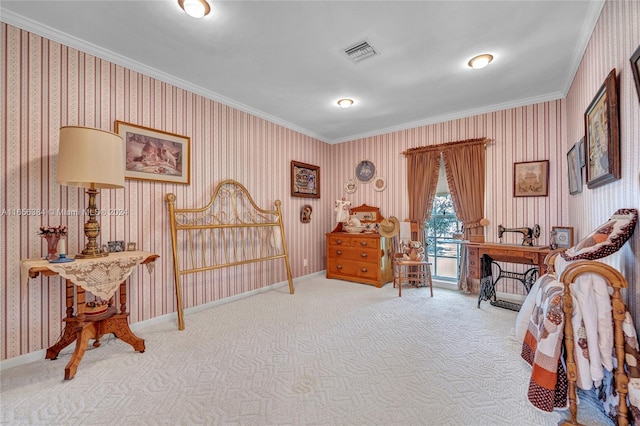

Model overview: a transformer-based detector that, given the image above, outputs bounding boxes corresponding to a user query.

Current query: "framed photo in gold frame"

[584,69,620,189]
[115,121,190,184]
[291,161,320,198]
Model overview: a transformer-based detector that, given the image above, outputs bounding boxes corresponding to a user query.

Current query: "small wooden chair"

[392,221,433,297]
[394,258,433,297]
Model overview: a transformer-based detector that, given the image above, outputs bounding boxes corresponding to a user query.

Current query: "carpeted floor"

[1,275,613,425]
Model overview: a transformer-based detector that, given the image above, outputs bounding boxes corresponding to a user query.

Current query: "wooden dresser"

[326,232,392,288]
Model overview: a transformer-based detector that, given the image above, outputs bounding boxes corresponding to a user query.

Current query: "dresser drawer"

[327,234,379,249]
[327,258,379,280]
[327,245,380,263]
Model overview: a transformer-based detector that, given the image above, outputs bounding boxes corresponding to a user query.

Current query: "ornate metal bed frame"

[166,180,294,330]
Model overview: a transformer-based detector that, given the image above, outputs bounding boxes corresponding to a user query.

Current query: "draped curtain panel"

[406,150,440,245]
[441,141,486,243]
[403,138,488,291]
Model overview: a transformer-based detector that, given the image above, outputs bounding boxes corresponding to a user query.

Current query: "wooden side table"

[21,251,159,380]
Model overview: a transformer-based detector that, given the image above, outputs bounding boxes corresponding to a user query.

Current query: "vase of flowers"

[39,225,67,261]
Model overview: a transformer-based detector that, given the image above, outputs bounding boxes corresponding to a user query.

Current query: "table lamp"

[57,126,125,258]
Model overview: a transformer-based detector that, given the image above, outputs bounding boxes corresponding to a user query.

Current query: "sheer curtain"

[403,138,488,291]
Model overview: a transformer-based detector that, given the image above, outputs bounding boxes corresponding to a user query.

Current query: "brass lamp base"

[74,249,109,259]
[75,185,109,259]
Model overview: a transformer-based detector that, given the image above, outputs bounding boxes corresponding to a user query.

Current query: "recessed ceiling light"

[337,98,354,108]
[468,54,494,69]
[178,0,211,18]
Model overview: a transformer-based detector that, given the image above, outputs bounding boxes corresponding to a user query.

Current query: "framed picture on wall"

[513,160,549,197]
[567,142,582,195]
[631,44,640,102]
[291,161,320,198]
[584,69,620,189]
[115,121,190,184]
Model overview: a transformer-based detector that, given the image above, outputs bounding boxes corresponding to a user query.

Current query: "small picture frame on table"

[127,242,137,251]
[552,226,574,249]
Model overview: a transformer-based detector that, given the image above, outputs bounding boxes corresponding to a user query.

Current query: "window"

[424,155,463,281]
[425,195,463,281]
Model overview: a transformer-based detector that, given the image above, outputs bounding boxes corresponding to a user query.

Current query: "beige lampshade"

[57,126,125,188]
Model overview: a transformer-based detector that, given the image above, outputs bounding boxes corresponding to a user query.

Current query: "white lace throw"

[21,251,155,300]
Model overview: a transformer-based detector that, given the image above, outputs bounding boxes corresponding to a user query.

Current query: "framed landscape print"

[584,69,620,189]
[513,160,549,197]
[567,142,582,195]
[291,161,320,198]
[115,121,190,184]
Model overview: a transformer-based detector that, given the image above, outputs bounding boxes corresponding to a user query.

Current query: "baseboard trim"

[0,273,319,372]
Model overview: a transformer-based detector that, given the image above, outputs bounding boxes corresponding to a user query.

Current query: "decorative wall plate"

[373,176,386,192]
[344,178,357,194]
[355,160,376,182]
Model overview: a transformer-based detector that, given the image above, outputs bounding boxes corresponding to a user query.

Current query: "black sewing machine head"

[497,224,541,246]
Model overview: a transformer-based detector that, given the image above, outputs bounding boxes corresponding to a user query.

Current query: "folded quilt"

[521,274,568,411]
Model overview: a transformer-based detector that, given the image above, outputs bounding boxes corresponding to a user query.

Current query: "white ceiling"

[1,0,604,144]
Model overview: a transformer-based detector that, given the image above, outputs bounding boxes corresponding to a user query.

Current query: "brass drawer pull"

[336,250,342,255]
[360,267,368,272]
[359,241,368,247]
[336,239,343,245]
[336,264,343,270]
[360,252,368,258]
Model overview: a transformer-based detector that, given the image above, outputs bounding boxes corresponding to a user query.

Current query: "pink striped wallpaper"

[2,23,330,360]
[564,0,640,319]
[2,0,639,362]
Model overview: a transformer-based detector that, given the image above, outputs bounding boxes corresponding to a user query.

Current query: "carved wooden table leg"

[102,314,145,352]
[64,321,98,380]
[46,279,77,360]
[112,280,145,351]
[119,280,127,314]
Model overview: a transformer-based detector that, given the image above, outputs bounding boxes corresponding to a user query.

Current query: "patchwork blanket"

[521,257,636,421]
[521,274,568,411]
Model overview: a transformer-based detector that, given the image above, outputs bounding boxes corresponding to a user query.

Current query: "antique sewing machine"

[497,224,541,246]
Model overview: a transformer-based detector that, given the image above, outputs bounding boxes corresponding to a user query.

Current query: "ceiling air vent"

[344,40,378,63]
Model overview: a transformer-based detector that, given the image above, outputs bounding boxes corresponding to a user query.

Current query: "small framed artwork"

[567,143,582,195]
[127,242,137,251]
[552,226,574,249]
[344,178,357,194]
[584,69,620,189]
[513,160,549,197]
[115,121,190,184]
[291,161,320,198]
[578,137,586,168]
[631,45,640,102]
[107,240,125,252]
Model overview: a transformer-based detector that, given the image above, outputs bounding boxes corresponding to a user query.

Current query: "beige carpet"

[1,274,613,425]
